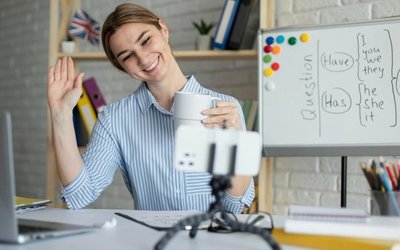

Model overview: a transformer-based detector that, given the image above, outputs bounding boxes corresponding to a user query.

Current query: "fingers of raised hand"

[52,57,74,80]
[67,57,75,81]
[48,66,55,85]
[54,59,61,81]
[60,57,67,80]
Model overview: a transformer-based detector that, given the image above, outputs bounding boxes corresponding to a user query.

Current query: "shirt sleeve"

[221,177,255,214]
[60,107,122,209]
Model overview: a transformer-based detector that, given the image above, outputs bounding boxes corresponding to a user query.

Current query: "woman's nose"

[136,50,149,67]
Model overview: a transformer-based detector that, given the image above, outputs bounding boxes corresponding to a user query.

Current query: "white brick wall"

[1,0,399,213]
[0,0,49,198]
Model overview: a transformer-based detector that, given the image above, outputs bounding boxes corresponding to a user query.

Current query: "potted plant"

[192,19,215,50]
[61,34,76,53]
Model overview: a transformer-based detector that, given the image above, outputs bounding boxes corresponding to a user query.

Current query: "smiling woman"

[46,3,255,214]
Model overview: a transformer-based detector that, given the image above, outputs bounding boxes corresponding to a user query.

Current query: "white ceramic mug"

[173,91,220,130]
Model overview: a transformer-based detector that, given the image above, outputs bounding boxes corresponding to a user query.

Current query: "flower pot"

[195,35,211,50]
[61,41,76,53]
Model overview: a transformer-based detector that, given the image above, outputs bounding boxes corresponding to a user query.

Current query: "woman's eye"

[122,53,133,62]
[142,37,150,46]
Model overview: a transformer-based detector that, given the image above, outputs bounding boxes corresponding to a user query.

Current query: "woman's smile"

[143,56,159,72]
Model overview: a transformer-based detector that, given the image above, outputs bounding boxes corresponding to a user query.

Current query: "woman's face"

[109,20,171,83]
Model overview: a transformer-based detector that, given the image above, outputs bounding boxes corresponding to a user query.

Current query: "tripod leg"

[189,222,200,238]
[154,213,212,250]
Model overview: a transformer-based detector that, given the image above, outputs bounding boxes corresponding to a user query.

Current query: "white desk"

[0,208,302,250]
[3,209,399,250]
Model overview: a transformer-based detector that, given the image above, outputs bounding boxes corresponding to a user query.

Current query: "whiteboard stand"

[341,156,347,208]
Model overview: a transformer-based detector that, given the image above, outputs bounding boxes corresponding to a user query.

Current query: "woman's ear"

[158,19,169,42]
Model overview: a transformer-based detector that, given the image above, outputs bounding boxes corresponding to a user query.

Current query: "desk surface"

[2,208,399,250]
[1,208,303,250]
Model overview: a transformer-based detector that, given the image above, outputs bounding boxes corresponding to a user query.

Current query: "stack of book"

[74,77,106,146]
[277,205,400,250]
[213,0,259,50]
[15,196,51,214]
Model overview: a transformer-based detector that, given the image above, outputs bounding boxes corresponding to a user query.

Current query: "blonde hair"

[102,3,161,72]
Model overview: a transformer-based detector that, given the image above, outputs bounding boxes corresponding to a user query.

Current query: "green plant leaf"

[192,19,215,35]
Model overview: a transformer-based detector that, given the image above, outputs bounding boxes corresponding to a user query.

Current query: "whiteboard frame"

[258,18,400,157]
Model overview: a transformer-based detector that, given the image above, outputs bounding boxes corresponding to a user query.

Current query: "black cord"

[154,176,281,250]
[154,212,215,250]
[222,212,280,250]
[246,211,274,232]
[114,212,167,231]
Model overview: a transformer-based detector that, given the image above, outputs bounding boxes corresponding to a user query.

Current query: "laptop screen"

[0,111,20,242]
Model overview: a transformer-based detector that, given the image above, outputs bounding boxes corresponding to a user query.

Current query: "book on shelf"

[226,0,259,50]
[73,106,89,146]
[76,87,97,136]
[74,77,106,146]
[83,77,106,115]
[213,0,240,50]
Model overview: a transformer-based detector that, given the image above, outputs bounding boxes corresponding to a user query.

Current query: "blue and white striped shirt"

[61,75,255,213]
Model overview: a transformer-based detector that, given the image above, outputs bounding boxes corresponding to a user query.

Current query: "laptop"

[0,111,95,244]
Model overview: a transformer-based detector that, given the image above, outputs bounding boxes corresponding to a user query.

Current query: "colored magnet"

[264,68,273,77]
[288,37,297,45]
[264,82,276,91]
[300,33,310,42]
[266,36,275,45]
[276,35,285,44]
[271,62,280,71]
[272,45,281,55]
[263,54,272,63]
[264,45,273,53]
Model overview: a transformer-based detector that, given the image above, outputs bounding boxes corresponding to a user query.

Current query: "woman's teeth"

[144,58,159,72]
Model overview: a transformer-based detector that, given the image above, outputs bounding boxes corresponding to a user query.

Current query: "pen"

[374,167,383,191]
[392,163,399,186]
[385,164,397,190]
[361,163,375,190]
[398,162,400,190]
[377,168,392,192]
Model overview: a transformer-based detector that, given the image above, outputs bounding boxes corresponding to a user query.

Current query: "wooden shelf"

[58,49,257,61]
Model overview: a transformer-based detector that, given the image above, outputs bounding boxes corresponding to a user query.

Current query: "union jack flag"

[68,9,101,45]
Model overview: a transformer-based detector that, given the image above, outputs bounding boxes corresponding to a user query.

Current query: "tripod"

[154,175,281,250]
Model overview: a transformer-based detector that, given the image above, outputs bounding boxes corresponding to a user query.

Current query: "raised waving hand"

[48,57,84,116]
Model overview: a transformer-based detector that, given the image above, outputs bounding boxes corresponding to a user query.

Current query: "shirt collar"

[135,75,202,114]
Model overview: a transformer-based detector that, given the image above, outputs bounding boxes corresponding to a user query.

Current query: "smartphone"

[174,125,262,176]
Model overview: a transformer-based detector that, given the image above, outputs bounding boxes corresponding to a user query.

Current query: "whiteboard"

[258,18,400,156]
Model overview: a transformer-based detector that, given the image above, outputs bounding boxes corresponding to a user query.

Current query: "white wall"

[0,0,399,213]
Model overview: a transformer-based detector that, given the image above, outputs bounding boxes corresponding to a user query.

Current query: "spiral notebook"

[288,205,368,223]
[284,205,400,241]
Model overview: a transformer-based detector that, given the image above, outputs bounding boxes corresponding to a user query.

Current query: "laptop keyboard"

[19,225,53,234]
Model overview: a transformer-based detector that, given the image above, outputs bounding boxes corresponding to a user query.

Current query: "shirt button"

[176,189,180,194]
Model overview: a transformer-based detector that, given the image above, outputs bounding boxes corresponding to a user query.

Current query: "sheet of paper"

[119,210,206,229]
